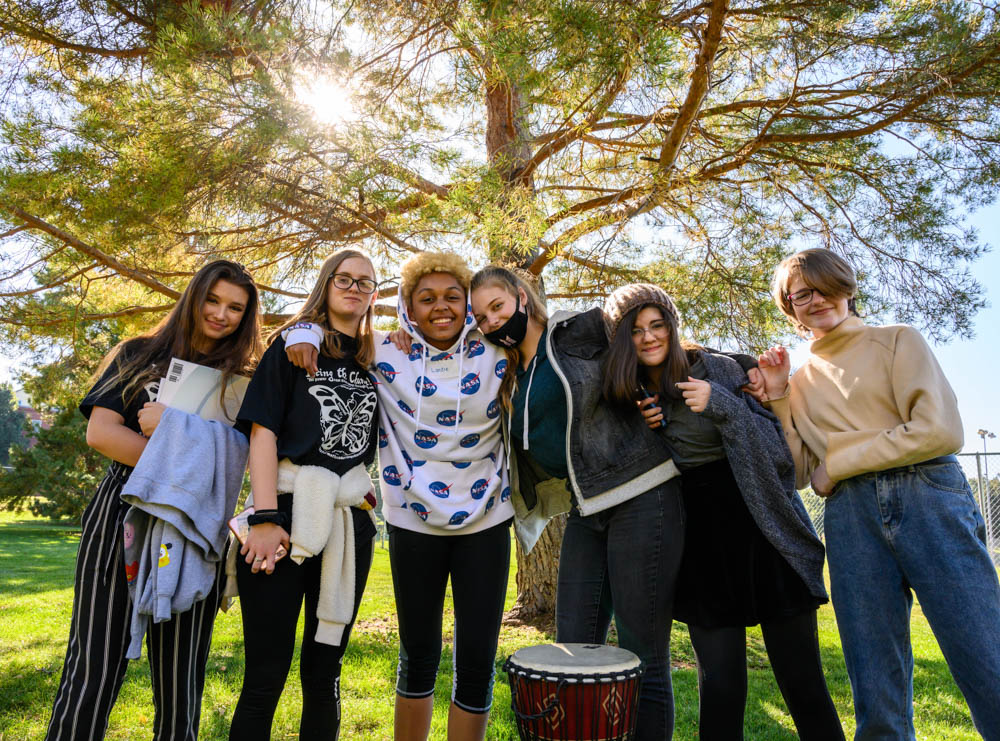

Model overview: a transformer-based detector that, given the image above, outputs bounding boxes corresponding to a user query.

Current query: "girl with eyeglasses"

[45,260,262,741]
[607,283,843,740]
[754,248,1000,739]
[229,249,381,740]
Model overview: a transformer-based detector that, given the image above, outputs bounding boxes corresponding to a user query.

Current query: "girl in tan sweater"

[754,248,1000,741]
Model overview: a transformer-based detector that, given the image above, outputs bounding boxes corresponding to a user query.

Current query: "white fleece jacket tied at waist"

[280,459,373,646]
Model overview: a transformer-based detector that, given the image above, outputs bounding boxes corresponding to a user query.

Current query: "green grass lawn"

[0,509,983,740]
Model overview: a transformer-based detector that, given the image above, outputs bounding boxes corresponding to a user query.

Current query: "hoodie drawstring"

[522,355,539,451]
[454,340,466,436]
[414,344,428,429]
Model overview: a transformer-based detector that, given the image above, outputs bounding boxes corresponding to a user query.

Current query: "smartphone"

[637,387,666,428]
[228,506,287,562]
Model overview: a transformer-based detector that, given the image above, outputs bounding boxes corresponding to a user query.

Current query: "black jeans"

[688,610,844,740]
[555,480,685,741]
[230,508,374,741]
[388,519,511,713]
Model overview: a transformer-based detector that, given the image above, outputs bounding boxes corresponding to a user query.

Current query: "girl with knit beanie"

[607,283,843,740]
[757,248,1000,739]
[471,267,685,741]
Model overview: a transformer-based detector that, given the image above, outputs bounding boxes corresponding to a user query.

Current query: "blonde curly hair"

[399,251,473,305]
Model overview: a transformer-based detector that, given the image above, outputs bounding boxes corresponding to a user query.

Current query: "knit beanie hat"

[603,283,680,342]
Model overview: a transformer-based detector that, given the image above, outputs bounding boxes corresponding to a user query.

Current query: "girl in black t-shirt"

[230,248,380,741]
[46,260,262,741]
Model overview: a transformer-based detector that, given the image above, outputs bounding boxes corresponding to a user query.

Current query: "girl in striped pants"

[45,260,262,741]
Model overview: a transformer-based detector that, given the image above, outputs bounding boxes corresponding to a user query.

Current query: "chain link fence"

[800,452,1000,566]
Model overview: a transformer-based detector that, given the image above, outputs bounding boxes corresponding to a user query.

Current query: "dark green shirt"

[511,329,570,479]
[662,356,726,469]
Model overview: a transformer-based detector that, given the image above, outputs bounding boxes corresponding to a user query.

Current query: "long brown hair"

[602,304,700,408]
[96,259,263,411]
[270,249,377,368]
[470,265,548,410]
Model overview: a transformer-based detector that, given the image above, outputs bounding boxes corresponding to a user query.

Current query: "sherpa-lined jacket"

[508,308,680,522]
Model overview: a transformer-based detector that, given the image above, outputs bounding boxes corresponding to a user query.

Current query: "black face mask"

[482,295,529,348]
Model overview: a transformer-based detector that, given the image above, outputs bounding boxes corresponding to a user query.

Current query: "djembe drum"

[504,643,644,741]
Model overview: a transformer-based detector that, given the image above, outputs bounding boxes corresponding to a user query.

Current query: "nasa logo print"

[415,376,437,397]
[459,433,480,448]
[376,362,398,383]
[410,502,429,521]
[414,429,441,449]
[382,465,402,486]
[494,359,507,378]
[402,449,414,470]
[470,479,489,500]
[437,409,463,427]
[378,427,388,449]
[501,485,511,503]
[487,451,497,464]
[466,339,485,358]
[452,461,471,469]
[407,342,424,361]
[431,350,454,361]
[485,496,495,513]
[429,481,452,498]
[486,399,500,419]
[449,511,469,525]
[397,399,415,417]
[460,372,481,395]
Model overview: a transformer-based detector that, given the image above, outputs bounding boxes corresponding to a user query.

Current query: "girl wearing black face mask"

[470,267,686,741]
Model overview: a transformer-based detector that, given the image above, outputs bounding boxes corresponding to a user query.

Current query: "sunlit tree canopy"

[3,0,999,354]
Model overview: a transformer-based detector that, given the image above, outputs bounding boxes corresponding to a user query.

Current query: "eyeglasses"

[631,321,669,339]
[786,288,825,306]
[331,273,377,294]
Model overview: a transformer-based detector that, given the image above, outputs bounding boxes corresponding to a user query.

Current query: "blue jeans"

[826,459,1000,741]
[555,480,685,741]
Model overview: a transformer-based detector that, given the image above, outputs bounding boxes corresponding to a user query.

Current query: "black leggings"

[229,510,374,741]
[688,610,844,740]
[388,519,511,713]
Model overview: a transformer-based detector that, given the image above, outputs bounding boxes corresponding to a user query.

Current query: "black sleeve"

[79,347,133,420]
[237,338,294,436]
[702,346,758,375]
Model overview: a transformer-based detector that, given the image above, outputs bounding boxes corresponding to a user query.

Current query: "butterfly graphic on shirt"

[307,384,377,460]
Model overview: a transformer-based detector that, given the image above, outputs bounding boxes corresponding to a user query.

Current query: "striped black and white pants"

[45,462,222,741]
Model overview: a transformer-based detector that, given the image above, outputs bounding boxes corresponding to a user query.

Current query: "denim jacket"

[507,308,680,550]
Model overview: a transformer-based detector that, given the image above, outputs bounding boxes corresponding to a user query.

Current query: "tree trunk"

[484,63,565,623]
[506,513,566,628]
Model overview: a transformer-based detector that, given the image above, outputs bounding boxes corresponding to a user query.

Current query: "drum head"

[509,643,640,674]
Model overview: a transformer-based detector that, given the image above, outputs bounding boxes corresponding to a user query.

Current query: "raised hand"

[676,377,711,414]
[756,345,791,401]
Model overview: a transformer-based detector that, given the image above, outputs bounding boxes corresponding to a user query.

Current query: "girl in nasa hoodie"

[284,251,513,741]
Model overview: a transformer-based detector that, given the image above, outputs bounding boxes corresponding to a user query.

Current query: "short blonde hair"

[399,251,473,305]
[771,248,858,336]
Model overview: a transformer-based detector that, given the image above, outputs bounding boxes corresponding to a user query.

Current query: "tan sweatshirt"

[767,317,963,489]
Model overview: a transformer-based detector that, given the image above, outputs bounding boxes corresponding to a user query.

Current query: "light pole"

[978,429,996,536]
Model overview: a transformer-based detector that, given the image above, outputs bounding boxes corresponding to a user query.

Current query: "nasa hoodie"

[284,287,513,536]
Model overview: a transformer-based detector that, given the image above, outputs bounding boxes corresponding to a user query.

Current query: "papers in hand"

[157,358,249,426]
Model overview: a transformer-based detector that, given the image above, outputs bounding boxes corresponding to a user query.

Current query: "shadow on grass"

[0,520,80,596]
